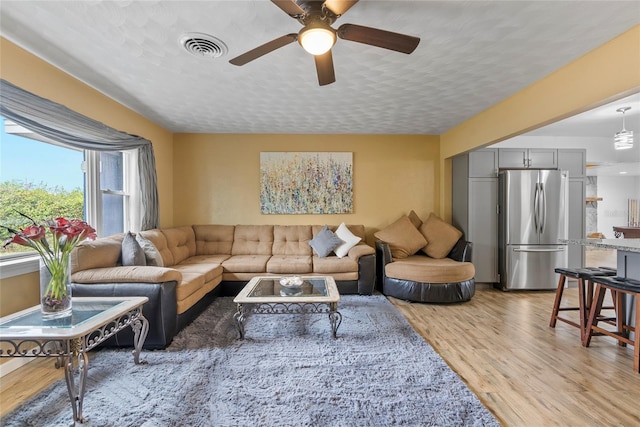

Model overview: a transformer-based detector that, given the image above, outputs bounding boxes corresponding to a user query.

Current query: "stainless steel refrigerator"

[498,169,569,290]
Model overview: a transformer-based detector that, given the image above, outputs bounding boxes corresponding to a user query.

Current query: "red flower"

[3,234,28,248]
[22,225,46,241]
[66,220,97,240]
[3,213,96,304]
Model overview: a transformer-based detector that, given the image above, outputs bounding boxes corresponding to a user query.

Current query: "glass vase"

[39,257,72,319]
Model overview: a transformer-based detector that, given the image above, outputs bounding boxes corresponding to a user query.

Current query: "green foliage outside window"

[0,181,84,255]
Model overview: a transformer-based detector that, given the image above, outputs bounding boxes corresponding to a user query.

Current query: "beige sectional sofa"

[70,224,375,349]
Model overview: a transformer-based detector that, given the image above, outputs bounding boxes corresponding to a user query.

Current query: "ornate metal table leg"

[131,313,149,365]
[328,303,342,338]
[234,303,246,339]
[63,338,88,424]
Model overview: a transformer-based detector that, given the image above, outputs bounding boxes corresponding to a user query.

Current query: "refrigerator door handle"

[540,182,546,234]
[533,183,540,233]
[513,248,566,253]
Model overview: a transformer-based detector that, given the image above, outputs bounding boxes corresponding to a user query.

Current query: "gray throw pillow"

[309,225,344,258]
[122,231,147,266]
[136,233,164,267]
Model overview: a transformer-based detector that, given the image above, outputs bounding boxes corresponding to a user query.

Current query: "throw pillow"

[136,233,164,267]
[374,215,427,259]
[309,225,344,258]
[408,210,423,229]
[419,213,463,259]
[122,231,146,266]
[333,223,362,258]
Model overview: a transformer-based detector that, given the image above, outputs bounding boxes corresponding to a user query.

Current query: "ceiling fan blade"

[323,0,359,17]
[314,50,336,86]
[337,23,420,54]
[271,0,306,17]
[229,34,298,66]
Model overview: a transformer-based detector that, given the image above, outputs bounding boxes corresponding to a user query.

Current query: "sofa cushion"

[419,213,463,259]
[309,225,344,257]
[139,229,174,266]
[136,233,164,267]
[162,226,197,265]
[193,224,235,255]
[175,272,206,304]
[71,237,123,273]
[173,262,223,284]
[71,266,182,284]
[222,255,271,273]
[374,215,427,259]
[385,255,475,283]
[334,223,362,258]
[312,255,358,274]
[267,255,313,274]
[232,225,274,255]
[122,232,146,266]
[272,225,312,256]
[178,254,231,265]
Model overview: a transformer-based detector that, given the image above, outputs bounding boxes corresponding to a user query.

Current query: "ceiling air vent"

[179,33,228,59]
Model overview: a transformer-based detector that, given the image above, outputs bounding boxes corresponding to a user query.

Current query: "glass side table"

[0,297,149,424]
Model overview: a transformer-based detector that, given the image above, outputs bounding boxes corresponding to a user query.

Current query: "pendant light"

[614,106,634,150]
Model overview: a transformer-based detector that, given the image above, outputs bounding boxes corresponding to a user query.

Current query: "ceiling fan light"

[614,130,634,150]
[299,26,336,55]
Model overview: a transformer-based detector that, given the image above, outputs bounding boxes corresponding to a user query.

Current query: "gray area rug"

[3,295,498,427]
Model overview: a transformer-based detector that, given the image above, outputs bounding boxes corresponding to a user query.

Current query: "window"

[0,117,135,261]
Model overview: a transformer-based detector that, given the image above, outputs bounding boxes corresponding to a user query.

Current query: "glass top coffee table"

[0,297,149,424]
[233,276,342,338]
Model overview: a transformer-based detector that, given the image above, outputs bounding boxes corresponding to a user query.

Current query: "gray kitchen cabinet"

[558,149,586,178]
[559,149,587,268]
[556,149,586,268]
[469,149,499,178]
[568,178,586,269]
[499,148,557,169]
[452,149,499,283]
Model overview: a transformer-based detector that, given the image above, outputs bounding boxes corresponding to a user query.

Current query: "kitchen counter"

[561,238,640,253]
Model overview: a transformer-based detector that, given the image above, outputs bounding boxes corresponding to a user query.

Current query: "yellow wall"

[0,273,39,318]
[173,133,440,242]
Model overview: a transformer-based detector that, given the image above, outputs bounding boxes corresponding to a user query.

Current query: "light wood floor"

[2,249,638,425]
[390,248,640,426]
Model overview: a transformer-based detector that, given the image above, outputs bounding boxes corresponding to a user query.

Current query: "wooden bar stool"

[583,275,640,373]
[550,267,617,340]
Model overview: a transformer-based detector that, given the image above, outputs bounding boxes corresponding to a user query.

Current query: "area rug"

[3,295,498,427]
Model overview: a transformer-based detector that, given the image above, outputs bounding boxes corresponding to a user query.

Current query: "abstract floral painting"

[260,152,353,214]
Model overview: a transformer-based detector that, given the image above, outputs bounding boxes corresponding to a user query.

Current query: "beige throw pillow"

[374,215,427,259]
[419,213,463,259]
[408,210,423,229]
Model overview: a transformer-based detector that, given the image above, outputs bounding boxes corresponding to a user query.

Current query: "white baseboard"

[0,355,37,377]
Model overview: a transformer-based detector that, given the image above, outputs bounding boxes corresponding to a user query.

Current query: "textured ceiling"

[0,1,639,136]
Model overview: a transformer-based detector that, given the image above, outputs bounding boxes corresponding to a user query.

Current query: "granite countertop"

[561,238,640,253]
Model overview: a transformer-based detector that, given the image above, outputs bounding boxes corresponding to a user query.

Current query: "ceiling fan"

[229,0,420,86]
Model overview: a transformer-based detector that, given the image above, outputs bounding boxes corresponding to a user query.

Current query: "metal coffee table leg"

[131,314,149,365]
[63,338,89,424]
[234,303,246,339]
[329,303,342,338]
